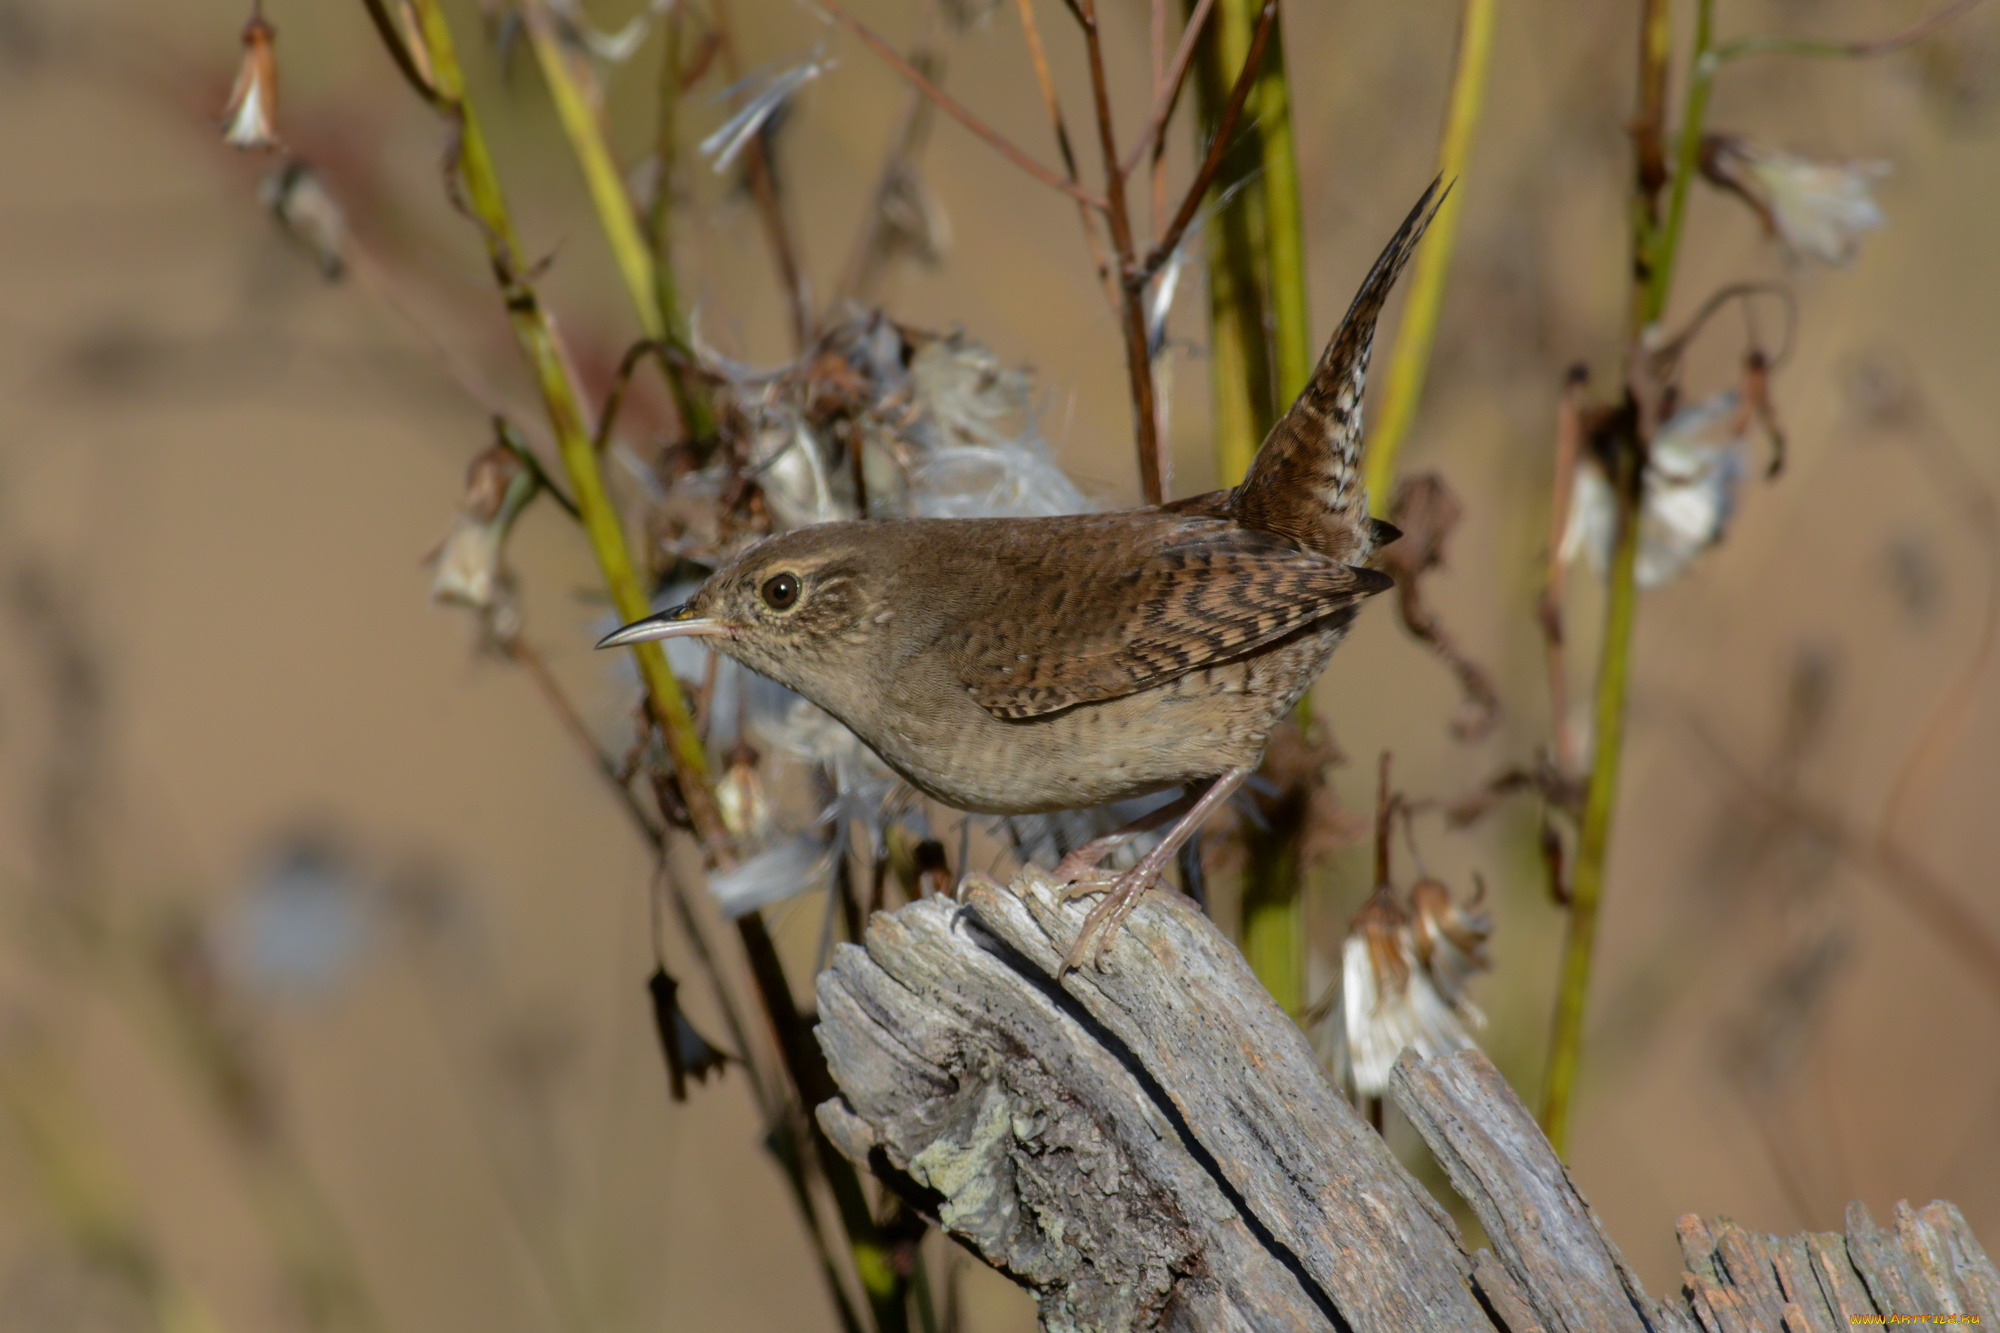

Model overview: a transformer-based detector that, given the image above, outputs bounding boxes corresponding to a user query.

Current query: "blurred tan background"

[2,0,1998,1329]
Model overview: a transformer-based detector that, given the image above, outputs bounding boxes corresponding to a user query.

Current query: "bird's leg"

[1050,791,1197,885]
[1061,765,1253,975]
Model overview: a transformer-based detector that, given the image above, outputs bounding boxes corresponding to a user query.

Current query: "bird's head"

[595,523,890,704]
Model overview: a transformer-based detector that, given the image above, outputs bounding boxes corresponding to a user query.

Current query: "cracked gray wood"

[811,874,1999,1331]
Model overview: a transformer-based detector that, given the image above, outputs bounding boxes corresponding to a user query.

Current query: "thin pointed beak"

[596,604,728,649]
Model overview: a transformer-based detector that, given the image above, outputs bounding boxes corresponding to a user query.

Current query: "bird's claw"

[1056,868,1117,901]
[1057,865,1160,975]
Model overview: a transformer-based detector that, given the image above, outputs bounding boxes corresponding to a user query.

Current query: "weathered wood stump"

[814,871,1998,1331]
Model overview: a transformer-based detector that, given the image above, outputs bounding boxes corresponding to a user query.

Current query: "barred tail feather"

[1230,179,1446,562]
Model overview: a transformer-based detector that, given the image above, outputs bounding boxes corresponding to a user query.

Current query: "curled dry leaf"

[1376,473,1501,742]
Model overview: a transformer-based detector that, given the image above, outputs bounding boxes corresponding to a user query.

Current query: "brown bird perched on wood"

[602,181,1442,972]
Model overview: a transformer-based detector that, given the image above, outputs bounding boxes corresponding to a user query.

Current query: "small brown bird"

[602,182,1441,970]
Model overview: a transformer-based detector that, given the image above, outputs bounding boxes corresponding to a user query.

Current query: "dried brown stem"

[1630,0,1672,314]
[1012,0,1121,312]
[1378,474,1502,742]
[1140,0,1277,279]
[506,637,668,850]
[1430,754,1579,828]
[1716,0,1986,62]
[1073,0,1167,504]
[817,0,1107,211]
[1120,0,1216,177]
[506,640,782,1134]
[1373,751,1396,887]
[595,338,714,454]
[709,0,813,351]
[359,0,442,105]
[1879,410,2000,842]
[838,0,948,306]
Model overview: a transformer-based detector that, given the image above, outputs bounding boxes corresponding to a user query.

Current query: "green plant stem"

[645,10,716,439]
[1189,0,1313,1005]
[524,6,661,340]
[1643,0,1714,328]
[1253,3,1311,406]
[374,10,902,1329]
[1240,797,1307,1013]
[405,0,725,856]
[1540,439,1641,1155]
[1363,0,1496,510]
[1242,3,1314,1013]
[524,1,711,438]
[1542,0,1687,1155]
[0,1041,226,1333]
[1189,0,1277,488]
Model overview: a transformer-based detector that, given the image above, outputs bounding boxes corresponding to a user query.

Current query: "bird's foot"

[1058,864,1163,974]
[1055,866,1118,899]
[1052,843,1123,888]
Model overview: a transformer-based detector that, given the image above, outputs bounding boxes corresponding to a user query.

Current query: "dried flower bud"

[715,742,774,846]
[875,166,952,269]
[259,161,348,280]
[222,13,280,151]
[913,838,952,898]
[1703,135,1888,267]
[1409,876,1493,1018]
[430,442,535,632]
[1311,866,1495,1102]
[431,517,506,609]
[1317,885,1481,1099]
[1562,391,1751,588]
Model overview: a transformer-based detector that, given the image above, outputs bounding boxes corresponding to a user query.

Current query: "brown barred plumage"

[600,182,1441,968]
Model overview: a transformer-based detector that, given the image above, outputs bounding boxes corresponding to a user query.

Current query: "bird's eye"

[760,572,801,611]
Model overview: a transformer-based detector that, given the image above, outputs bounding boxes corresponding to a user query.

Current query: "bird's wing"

[949,520,1390,720]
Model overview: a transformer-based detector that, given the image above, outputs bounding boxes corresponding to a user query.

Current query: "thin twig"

[1644,0,1716,328]
[1714,0,1984,63]
[709,0,815,351]
[344,244,574,495]
[1878,407,2000,841]
[1540,407,1643,1157]
[1541,0,1684,1158]
[1119,0,1216,177]
[1247,0,1310,404]
[1644,281,1797,378]
[1012,0,1121,313]
[505,637,669,850]
[396,0,730,859]
[595,339,714,454]
[359,0,442,105]
[839,0,950,305]
[521,1,667,342]
[815,0,1107,211]
[1140,0,1278,280]
[1072,0,1166,504]
[1147,0,1168,236]
[645,2,713,436]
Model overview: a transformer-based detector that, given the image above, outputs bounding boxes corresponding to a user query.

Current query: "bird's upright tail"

[1229,179,1445,563]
